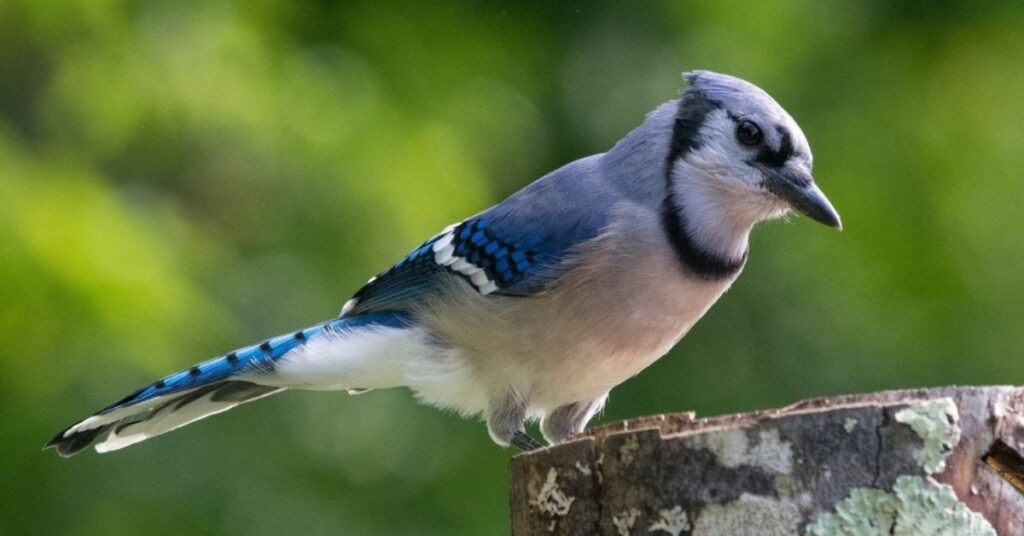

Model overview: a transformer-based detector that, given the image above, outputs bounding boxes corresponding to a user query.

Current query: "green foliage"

[2,1,1023,533]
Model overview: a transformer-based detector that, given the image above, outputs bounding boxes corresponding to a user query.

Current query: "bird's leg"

[541,394,609,444]
[487,391,545,451]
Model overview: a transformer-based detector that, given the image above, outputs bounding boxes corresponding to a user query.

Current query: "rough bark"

[510,386,1024,535]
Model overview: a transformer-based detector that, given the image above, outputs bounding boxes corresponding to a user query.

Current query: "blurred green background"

[2,1,1023,534]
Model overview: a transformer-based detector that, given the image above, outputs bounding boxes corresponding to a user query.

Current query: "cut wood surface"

[509,386,1024,535]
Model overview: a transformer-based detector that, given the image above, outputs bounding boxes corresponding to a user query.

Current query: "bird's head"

[666,70,841,231]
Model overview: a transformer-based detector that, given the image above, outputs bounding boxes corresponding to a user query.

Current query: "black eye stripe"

[754,127,794,168]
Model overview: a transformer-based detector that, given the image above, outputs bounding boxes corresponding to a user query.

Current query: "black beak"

[761,166,842,230]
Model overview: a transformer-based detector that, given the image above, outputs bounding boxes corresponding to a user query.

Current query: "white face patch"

[688,109,767,188]
[688,108,810,187]
[665,108,799,262]
[668,100,815,234]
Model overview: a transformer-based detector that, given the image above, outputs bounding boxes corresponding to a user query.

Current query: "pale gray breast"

[414,201,740,411]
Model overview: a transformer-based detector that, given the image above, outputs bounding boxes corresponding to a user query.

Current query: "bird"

[46,70,840,457]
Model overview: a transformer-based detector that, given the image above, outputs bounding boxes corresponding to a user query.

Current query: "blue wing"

[344,156,613,315]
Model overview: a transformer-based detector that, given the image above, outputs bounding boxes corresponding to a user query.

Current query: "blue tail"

[46,313,409,457]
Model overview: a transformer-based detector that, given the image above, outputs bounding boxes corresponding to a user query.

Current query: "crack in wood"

[982,439,1024,495]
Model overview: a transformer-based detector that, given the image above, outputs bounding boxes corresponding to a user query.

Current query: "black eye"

[735,120,763,147]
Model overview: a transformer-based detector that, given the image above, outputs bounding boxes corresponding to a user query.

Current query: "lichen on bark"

[893,398,960,474]
[805,476,995,536]
[510,387,1024,535]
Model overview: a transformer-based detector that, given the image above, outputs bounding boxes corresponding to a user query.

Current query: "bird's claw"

[512,431,545,451]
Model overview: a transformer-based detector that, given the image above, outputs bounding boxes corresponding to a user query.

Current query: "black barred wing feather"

[432,219,538,294]
[342,218,542,315]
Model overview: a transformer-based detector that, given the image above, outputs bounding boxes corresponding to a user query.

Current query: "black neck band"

[660,93,746,280]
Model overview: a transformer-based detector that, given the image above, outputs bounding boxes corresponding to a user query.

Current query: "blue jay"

[47,70,840,456]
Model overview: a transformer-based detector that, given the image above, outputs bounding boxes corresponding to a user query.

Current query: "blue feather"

[46,312,411,456]
[97,312,411,414]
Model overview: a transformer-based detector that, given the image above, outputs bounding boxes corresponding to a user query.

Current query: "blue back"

[344,155,615,314]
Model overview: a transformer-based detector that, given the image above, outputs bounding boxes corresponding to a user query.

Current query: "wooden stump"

[510,386,1024,535]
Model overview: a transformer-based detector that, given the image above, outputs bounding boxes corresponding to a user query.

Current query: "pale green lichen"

[805,476,995,536]
[647,505,690,535]
[894,398,960,474]
[692,428,793,474]
[844,418,858,433]
[691,493,802,535]
[529,468,574,519]
[612,507,640,535]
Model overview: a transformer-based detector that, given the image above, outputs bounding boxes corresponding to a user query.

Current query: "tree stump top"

[510,386,1024,535]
